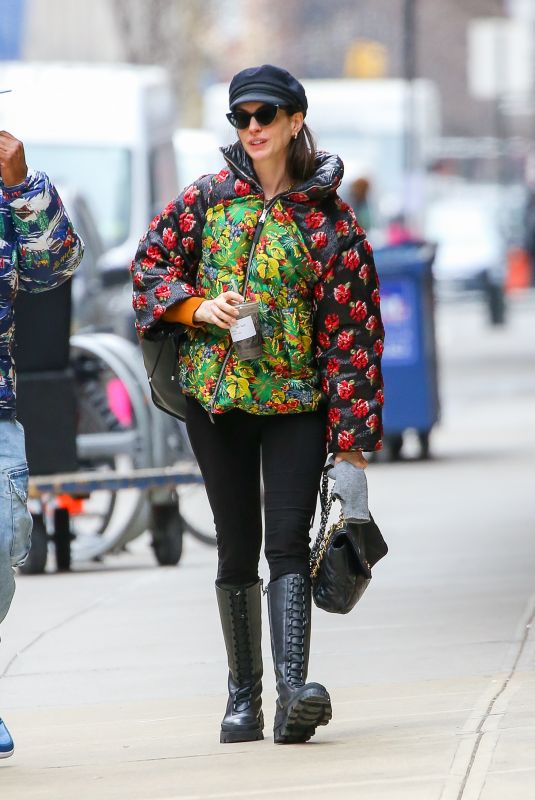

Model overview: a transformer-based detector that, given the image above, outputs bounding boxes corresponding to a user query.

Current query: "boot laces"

[230,590,254,709]
[286,576,307,686]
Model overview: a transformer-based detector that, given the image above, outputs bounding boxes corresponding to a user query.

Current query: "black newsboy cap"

[229,64,307,115]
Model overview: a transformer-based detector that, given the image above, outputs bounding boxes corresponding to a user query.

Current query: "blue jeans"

[0,420,33,626]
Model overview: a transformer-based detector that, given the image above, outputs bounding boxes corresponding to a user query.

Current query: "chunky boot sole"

[220,710,264,744]
[220,726,264,744]
[274,685,332,744]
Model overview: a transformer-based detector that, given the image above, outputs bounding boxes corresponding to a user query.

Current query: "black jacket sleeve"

[132,176,212,338]
[315,218,385,453]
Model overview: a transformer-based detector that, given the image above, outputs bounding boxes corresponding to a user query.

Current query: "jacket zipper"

[207,194,282,422]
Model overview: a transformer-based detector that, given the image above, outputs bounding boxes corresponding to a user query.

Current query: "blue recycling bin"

[374,242,440,459]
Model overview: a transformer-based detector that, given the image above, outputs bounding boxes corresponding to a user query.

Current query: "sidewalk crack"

[455,600,535,800]
[0,572,159,678]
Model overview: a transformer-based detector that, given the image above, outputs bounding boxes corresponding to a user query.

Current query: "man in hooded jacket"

[0,92,84,758]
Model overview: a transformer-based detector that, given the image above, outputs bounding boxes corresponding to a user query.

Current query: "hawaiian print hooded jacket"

[132,143,384,453]
[0,171,84,419]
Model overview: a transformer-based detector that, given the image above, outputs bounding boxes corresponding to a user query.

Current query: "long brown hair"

[286,118,317,183]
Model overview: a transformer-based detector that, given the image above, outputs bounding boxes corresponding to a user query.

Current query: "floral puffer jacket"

[133,143,384,453]
[0,171,83,419]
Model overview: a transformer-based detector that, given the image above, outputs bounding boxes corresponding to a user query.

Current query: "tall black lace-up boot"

[216,580,264,743]
[267,573,332,744]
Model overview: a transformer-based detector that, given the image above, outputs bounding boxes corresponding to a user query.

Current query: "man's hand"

[0,131,28,187]
[335,450,368,469]
[193,291,243,328]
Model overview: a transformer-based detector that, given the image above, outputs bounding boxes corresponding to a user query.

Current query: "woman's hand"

[334,450,368,469]
[192,291,244,328]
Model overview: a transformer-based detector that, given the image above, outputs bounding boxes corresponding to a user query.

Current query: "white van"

[203,78,440,234]
[173,127,224,190]
[0,62,178,335]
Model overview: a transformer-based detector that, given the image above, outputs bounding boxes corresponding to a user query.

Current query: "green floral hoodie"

[132,143,384,453]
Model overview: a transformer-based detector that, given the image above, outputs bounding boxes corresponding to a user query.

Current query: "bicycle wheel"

[69,349,149,561]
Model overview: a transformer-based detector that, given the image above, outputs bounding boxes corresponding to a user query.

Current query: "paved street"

[1,291,534,800]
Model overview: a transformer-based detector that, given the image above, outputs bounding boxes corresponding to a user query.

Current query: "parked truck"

[0,61,179,338]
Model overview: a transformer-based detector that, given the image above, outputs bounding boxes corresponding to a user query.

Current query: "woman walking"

[132,65,384,745]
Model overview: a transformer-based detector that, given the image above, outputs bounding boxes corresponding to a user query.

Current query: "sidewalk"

[2,568,534,800]
[1,293,535,799]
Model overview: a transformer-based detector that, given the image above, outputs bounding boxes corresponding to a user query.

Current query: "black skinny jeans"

[185,397,327,585]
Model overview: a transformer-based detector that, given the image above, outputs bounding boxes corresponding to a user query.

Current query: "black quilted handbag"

[310,470,388,614]
[138,326,187,421]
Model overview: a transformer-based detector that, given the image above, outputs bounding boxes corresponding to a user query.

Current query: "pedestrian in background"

[0,94,84,758]
[385,211,418,246]
[350,176,373,232]
[133,65,384,745]
[523,189,535,286]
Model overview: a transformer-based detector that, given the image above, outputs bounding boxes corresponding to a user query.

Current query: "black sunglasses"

[226,103,281,130]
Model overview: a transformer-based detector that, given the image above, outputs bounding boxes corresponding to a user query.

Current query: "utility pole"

[402,0,417,217]
[492,23,508,186]
[111,0,207,127]
[403,0,416,81]
[402,0,416,170]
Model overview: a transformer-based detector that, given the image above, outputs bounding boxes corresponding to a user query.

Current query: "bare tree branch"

[110,0,212,125]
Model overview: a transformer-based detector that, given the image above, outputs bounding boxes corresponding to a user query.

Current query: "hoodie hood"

[220,141,344,202]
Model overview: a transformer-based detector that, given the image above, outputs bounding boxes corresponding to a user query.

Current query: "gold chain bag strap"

[310,469,388,614]
[310,471,344,580]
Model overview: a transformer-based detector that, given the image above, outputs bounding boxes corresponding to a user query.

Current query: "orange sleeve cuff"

[162,296,204,327]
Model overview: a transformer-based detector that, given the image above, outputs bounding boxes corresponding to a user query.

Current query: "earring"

[293,132,298,139]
